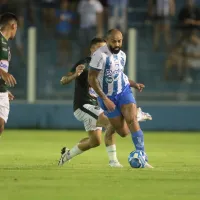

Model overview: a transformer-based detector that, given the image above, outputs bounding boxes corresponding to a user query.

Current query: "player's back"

[90,45,129,96]
[72,57,97,111]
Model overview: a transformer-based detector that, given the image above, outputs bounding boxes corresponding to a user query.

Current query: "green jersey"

[70,57,98,111]
[0,32,11,92]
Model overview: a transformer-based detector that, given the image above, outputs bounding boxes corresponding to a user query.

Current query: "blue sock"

[131,129,145,151]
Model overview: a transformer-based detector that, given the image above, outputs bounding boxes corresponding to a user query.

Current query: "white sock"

[106,144,118,162]
[69,145,83,159]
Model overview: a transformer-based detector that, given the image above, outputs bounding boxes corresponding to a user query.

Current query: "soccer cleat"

[137,107,152,122]
[58,147,71,166]
[109,160,123,168]
[144,162,154,168]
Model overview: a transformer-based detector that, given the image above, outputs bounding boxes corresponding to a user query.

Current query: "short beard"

[108,45,121,54]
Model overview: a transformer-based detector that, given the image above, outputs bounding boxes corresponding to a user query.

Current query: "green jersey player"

[0,13,18,136]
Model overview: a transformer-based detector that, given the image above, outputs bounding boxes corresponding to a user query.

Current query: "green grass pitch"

[0,130,200,200]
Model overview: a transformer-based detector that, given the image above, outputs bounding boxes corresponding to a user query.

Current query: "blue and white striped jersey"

[89,45,129,96]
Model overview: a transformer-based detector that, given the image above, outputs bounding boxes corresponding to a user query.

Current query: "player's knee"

[89,137,101,148]
[115,127,129,138]
[118,131,128,138]
[126,116,138,127]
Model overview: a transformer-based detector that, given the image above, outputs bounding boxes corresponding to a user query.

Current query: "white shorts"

[74,104,104,132]
[0,92,9,123]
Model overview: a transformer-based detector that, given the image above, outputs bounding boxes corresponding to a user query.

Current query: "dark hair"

[0,12,18,29]
[106,29,121,38]
[90,37,106,48]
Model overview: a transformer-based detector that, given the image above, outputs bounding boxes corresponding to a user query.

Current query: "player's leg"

[58,105,103,165]
[117,87,146,152]
[120,94,153,167]
[0,93,10,136]
[0,118,5,136]
[58,129,102,166]
[97,113,123,167]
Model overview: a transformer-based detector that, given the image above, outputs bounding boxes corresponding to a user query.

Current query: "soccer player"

[88,29,153,168]
[0,13,18,135]
[58,38,152,167]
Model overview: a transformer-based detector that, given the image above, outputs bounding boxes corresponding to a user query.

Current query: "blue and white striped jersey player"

[88,29,153,168]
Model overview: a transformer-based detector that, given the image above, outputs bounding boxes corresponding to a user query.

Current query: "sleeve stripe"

[89,66,101,71]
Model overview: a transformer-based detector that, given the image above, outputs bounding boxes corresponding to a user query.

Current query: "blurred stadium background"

[1,0,200,130]
[1,1,200,200]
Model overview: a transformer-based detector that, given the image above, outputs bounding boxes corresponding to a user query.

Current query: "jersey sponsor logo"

[113,55,118,61]
[105,69,121,83]
[105,76,113,83]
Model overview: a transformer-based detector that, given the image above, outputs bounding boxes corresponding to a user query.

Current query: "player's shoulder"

[77,56,91,65]
[119,50,126,58]
[92,45,109,58]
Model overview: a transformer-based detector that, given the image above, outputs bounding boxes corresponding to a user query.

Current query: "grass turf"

[0,130,200,200]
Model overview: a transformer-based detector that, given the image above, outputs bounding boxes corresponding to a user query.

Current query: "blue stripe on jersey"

[103,57,110,94]
[113,74,118,95]
[121,73,126,90]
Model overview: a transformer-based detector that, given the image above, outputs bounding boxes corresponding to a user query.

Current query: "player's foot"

[109,160,123,168]
[144,162,154,168]
[137,107,152,122]
[58,147,71,166]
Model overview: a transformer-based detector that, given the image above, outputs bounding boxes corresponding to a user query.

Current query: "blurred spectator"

[26,0,36,27]
[165,41,185,80]
[99,0,108,29]
[107,0,128,34]
[165,32,200,82]
[178,0,200,41]
[56,0,75,67]
[0,0,8,13]
[148,0,175,51]
[184,32,200,82]
[40,0,58,33]
[77,0,103,56]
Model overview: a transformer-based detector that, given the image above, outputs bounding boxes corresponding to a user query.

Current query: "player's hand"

[8,91,14,101]
[103,98,116,112]
[75,64,85,76]
[135,83,145,92]
[60,76,68,85]
[0,70,17,87]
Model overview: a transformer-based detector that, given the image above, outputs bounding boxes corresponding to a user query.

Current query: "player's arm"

[60,64,85,85]
[129,79,145,92]
[88,69,107,100]
[0,67,16,87]
[8,90,14,101]
[88,52,115,111]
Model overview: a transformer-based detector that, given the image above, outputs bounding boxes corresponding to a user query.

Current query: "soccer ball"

[128,150,147,168]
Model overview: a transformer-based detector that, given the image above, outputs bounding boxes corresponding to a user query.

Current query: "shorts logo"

[94,106,100,110]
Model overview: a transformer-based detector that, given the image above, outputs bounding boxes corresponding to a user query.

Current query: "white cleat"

[144,162,154,168]
[58,147,71,166]
[137,107,152,122]
[109,160,123,168]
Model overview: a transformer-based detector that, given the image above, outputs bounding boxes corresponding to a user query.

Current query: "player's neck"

[0,30,10,41]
